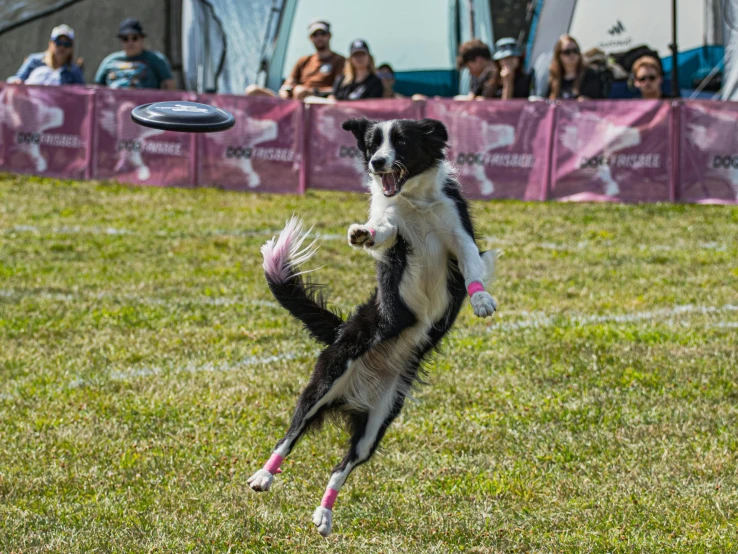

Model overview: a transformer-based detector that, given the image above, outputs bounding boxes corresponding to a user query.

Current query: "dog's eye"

[396,137,407,146]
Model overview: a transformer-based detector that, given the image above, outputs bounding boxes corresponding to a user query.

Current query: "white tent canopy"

[266,0,492,97]
[181,0,493,96]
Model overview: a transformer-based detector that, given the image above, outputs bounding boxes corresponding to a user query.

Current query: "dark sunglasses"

[53,38,73,48]
[311,30,328,38]
[560,48,580,56]
[377,71,394,79]
[120,35,141,43]
[636,74,659,83]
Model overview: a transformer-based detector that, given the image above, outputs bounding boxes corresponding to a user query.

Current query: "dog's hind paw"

[312,506,333,536]
[247,469,274,492]
[348,224,375,248]
[471,291,497,318]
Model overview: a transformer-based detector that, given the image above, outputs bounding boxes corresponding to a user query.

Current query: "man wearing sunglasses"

[94,18,175,90]
[632,56,665,100]
[246,20,344,99]
[8,24,84,85]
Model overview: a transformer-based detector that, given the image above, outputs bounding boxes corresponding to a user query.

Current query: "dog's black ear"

[342,117,372,153]
[342,117,371,139]
[417,118,448,144]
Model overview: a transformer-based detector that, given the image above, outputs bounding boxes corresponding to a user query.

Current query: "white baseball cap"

[50,24,75,41]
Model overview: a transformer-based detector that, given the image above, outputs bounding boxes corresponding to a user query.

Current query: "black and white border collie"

[248,118,497,536]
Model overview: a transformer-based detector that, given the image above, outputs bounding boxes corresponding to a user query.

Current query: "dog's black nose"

[370,157,388,172]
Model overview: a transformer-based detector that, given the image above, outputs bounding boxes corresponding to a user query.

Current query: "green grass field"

[1,173,737,553]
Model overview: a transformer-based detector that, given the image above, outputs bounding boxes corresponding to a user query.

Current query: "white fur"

[312,507,333,536]
[247,469,274,491]
[361,161,497,323]
[369,121,396,169]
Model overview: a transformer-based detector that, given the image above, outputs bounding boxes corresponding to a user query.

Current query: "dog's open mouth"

[377,169,408,197]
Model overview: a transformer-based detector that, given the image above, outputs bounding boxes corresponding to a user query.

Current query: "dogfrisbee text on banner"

[197,95,302,193]
[92,88,197,187]
[550,100,673,203]
[679,101,738,204]
[426,99,554,200]
[307,99,421,192]
[0,84,93,180]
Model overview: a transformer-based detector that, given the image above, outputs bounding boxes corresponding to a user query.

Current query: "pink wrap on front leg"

[320,487,339,509]
[467,281,485,296]
[263,453,284,474]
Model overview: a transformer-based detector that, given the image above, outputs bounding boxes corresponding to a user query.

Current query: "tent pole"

[670,0,680,97]
[467,0,476,38]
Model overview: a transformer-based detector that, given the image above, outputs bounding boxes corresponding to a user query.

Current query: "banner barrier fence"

[0,84,736,204]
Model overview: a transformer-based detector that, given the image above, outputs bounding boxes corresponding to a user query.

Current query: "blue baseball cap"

[493,37,522,60]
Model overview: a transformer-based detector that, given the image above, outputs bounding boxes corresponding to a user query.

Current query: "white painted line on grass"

[490,304,738,332]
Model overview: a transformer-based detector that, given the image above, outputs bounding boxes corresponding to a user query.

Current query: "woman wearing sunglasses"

[547,35,602,100]
[632,56,665,100]
[7,24,84,86]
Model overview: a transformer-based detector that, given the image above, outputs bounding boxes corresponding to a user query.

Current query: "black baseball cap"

[118,17,146,38]
[350,39,370,55]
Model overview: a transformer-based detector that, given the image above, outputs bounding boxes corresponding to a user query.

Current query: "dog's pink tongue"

[381,173,397,196]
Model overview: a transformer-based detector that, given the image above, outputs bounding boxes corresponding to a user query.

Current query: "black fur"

[265,266,344,345]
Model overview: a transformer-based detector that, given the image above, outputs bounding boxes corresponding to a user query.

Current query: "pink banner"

[91,88,196,187]
[550,100,673,203]
[0,84,92,179]
[307,99,421,192]
[678,101,738,204]
[196,94,302,193]
[426,100,554,200]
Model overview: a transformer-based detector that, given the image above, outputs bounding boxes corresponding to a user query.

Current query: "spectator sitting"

[94,18,175,90]
[330,40,383,101]
[7,24,84,86]
[456,39,499,100]
[377,63,405,98]
[547,34,602,100]
[246,19,345,99]
[632,56,665,100]
[583,48,630,100]
[493,37,532,99]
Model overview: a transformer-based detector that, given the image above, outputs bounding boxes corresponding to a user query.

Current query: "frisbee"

[131,101,235,132]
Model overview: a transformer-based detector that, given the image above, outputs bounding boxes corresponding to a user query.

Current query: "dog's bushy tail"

[261,217,344,345]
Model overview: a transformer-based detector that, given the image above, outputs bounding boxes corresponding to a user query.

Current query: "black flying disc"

[131,101,235,132]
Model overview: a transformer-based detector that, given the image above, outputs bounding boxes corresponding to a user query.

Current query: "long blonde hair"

[43,39,73,69]
[343,53,376,85]
[548,34,584,99]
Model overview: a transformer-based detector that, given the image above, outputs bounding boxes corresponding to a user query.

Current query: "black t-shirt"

[548,66,603,99]
[496,70,533,99]
[332,73,383,100]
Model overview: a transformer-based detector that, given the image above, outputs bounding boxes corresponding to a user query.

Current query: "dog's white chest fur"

[369,169,462,327]
[396,212,452,325]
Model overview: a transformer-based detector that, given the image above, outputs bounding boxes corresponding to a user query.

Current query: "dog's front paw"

[470,291,497,318]
[312,506,333,536]
[247,469,274,492]
[348,224,375,248]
